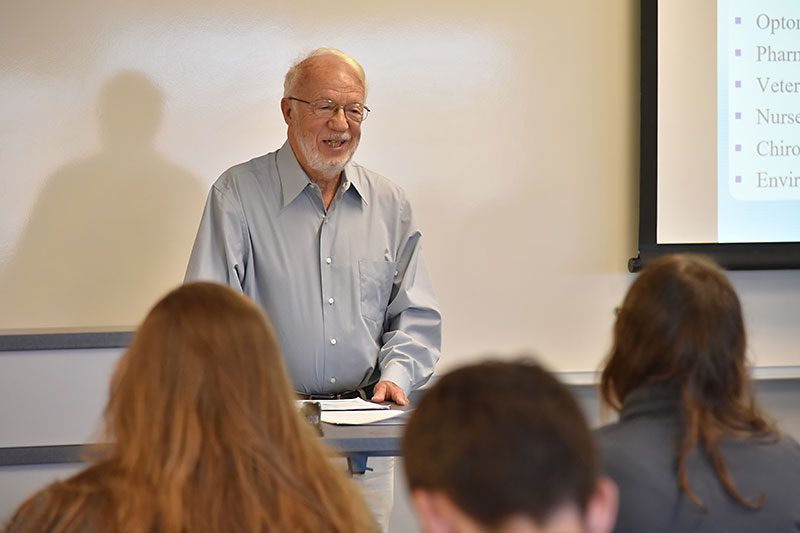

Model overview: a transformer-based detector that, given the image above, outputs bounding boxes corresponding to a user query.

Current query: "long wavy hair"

[600,254,776,510]
[6,282,374,533]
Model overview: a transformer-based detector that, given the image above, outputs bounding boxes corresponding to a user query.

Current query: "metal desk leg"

[347,454,369,475]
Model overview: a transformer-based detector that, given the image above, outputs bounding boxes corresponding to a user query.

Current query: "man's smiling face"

[282,55,365,182]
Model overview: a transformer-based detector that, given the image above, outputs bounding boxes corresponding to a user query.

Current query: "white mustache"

[324,134,351,142]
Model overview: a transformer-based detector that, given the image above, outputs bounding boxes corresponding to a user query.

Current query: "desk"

[321,421,406,474]
[0,422,407,475]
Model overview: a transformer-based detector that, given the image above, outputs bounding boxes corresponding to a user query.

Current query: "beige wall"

[4,1,798,373]
[0,0,640,374]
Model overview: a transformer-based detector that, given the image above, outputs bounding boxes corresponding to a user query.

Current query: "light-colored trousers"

[346,456,394,533]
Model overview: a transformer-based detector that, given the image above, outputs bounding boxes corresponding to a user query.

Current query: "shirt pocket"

[359,259,397,325]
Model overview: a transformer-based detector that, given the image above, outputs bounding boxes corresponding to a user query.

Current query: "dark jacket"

[596,383,800,533]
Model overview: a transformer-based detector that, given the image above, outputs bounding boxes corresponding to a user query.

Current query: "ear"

[584,477,619,533]
[280,98,292,125]
[411,489,456,533]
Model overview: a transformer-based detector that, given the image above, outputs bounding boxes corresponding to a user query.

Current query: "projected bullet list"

[727,8,800,199]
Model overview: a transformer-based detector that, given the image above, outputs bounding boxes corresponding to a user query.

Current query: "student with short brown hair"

[404,359,618,533]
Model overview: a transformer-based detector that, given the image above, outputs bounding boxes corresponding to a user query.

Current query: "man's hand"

[371,380,409,405]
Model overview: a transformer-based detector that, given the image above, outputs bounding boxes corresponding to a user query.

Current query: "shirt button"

[330,377,336,384]
[330,338,337,345]
[326,257,332,264]
[328,297,335,304]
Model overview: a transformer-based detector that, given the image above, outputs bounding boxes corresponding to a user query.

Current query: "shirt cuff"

[379,366,412,396]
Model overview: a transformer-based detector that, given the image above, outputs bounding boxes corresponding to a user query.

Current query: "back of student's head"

[6,282,374,533]
[601,254,775,509]
[403,359,617,533]
[602,253,749,410]
[108,280,295,469]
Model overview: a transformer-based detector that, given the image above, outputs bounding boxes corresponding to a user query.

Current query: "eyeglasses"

[288,97,370,123]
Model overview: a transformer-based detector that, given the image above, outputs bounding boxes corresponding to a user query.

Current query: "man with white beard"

[185,48,442,531]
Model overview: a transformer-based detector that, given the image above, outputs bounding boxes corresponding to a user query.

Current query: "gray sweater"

[596,383,800,533]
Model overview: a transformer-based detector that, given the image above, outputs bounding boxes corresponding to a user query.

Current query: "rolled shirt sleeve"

[378,202,441,395]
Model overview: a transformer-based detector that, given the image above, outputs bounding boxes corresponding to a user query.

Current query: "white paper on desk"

[322,409,407,425]
[297,398,390,411]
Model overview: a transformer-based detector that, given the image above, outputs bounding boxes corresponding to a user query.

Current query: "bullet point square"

[735,144,742,152]
[735,112,742,119]
[735,17,741,24]
[735,175,742,183]
[735,80,741,88]
[735,49,741,57]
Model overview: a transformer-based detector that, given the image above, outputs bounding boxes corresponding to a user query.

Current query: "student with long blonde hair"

[5,282,374,533]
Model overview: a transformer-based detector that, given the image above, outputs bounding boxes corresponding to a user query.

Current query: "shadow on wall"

[0,71,206,329]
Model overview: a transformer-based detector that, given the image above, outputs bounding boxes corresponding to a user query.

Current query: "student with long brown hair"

[596,254,800,531]
[4,282,374,533]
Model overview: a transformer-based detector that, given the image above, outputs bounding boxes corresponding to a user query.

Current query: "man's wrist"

[378,367,411,397]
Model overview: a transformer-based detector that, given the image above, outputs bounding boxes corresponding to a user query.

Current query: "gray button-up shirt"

[185,142,441,395]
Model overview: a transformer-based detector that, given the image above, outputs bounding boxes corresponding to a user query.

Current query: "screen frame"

[630,0,800,272]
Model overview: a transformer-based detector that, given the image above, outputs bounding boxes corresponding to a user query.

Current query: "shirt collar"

[277,141,367,208]
[341,166,367,205]
[276,141,311,208]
